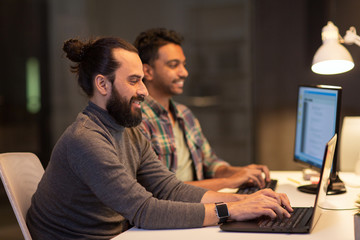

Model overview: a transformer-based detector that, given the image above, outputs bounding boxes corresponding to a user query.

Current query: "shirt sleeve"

[192,117,231,178]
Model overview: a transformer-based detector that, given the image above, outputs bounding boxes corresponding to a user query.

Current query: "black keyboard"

[258,207,313,230]
[236,179,278,194]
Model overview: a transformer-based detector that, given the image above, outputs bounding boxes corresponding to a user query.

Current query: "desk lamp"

[312,21,360,75]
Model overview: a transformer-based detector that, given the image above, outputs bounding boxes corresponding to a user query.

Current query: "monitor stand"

[327,174,347,195]
[297,183,318,194]
[297,173,346,195]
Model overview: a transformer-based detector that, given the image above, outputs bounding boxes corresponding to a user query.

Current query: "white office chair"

[0,152,45,240]
[339,116,360,174]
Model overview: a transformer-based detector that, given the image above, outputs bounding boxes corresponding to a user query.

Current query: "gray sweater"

[26,101,207,240]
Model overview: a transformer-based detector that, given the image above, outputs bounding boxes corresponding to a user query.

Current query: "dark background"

[1,0,360,238]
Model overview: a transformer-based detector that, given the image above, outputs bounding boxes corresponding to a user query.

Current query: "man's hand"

[215,164,270,189]
[202,189,293,226]
[227,189,293,221]
[243,164,271,182]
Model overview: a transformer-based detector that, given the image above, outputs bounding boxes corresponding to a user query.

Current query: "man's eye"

[168,63,179,69]
[129,79,139,85]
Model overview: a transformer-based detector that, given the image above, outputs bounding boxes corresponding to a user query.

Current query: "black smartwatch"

[215,202,229,224]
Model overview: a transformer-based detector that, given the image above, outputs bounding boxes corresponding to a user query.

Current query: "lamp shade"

[311,21,354,75]
[311,43,354,74]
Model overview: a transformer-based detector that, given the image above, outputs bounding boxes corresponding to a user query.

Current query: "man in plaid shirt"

[134,28,271,191]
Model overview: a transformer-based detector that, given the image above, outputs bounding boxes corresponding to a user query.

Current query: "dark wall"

[0,0,51,166]
[253,0,360,170]
[1,0,360,171]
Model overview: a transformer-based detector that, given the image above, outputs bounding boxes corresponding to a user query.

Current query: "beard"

[106,87,144,127]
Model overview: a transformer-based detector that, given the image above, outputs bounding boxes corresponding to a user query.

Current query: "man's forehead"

[113,49,142,66]
[113,48,138,61]
[157,43,185,61]
[112,48,144,77]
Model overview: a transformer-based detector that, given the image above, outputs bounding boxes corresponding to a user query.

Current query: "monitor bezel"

[293,84,342,171]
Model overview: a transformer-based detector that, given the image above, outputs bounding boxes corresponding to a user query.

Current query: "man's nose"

[138,80,148,97]
[179,64,188,78]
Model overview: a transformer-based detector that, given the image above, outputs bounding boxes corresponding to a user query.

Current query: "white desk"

[113,171,360,240]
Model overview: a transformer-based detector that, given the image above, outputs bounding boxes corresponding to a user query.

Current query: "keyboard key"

[237,179,278,194]
[257,207,312,230]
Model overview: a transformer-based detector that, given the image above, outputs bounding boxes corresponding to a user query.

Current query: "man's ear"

[94,74,110,96]
[143,63,154,81]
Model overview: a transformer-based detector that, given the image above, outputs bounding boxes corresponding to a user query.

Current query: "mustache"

[131,95,145,103]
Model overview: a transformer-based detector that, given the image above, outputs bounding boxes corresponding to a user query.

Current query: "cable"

[318,206,358,211]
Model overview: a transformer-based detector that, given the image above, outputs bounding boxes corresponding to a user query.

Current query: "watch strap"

[215,202,229,224]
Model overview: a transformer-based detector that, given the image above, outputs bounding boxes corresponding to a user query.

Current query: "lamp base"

[297,174,346,195]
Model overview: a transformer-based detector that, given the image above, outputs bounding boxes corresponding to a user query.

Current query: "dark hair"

[63,37,138,97]
[134,28,184,65]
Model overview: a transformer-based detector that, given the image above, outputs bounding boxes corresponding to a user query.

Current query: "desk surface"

[113,171,360,240]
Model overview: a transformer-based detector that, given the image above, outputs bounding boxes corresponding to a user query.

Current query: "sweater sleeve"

[69,126,207,230]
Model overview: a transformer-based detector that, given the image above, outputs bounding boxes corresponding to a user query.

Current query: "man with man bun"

[26,37,292,240]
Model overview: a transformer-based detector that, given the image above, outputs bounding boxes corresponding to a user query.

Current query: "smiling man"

[26,37,292,240]
[134,28,272,191]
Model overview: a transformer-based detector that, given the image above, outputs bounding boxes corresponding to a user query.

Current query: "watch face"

[216,202,229,223]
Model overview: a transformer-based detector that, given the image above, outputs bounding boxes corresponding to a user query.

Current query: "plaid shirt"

[137,96,229,180]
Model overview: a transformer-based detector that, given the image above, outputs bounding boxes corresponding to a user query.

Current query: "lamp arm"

[344,26,360,46]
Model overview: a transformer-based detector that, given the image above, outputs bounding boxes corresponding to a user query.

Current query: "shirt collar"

[143,96,180,119]
[84,101,125,131]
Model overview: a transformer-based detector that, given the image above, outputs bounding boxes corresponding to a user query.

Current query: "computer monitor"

[294,85,346,195]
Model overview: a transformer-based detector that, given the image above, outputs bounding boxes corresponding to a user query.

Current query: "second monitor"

[293,85,345,195]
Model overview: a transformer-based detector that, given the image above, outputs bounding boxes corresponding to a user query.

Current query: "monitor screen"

[294,85,342,169]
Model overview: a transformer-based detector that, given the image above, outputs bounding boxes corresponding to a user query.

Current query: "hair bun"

[63,39,88,62]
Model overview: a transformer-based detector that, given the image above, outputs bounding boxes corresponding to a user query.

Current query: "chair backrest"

[339,116,360,173]
[0,152,44,240]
